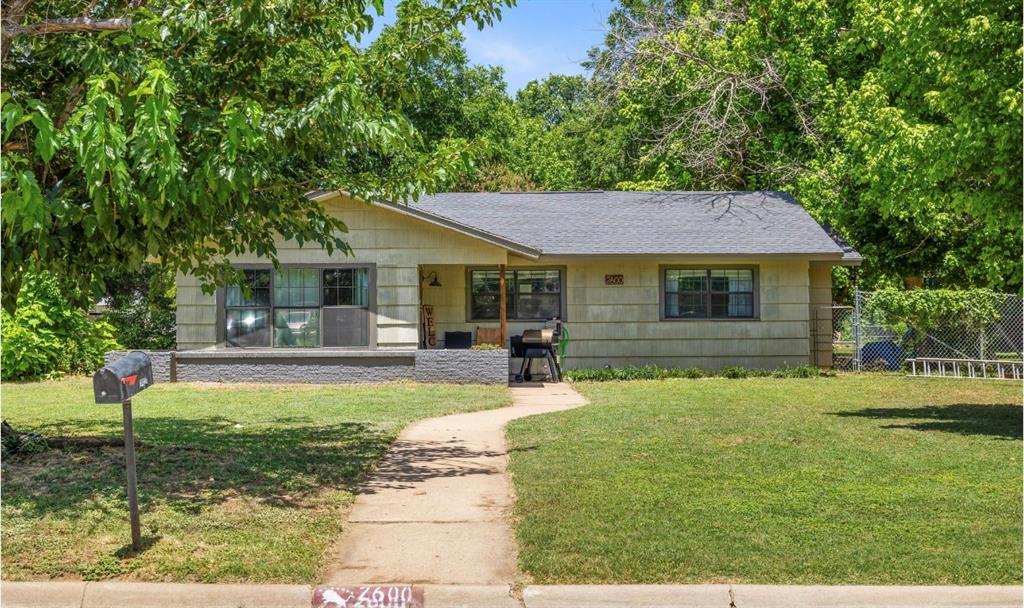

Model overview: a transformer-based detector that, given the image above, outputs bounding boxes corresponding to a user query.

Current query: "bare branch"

[591,0,820,189]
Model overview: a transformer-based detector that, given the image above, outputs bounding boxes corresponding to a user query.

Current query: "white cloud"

[463,32,588,92]
[465,36,540,74]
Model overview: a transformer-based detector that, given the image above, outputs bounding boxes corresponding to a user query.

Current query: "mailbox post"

[93,351,154,552]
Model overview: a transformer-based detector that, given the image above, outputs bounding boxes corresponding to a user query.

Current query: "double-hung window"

[224,266,372,347]
[273,268,320,347]
[225,270,272,347]
[469,268,562,320]
[322,268,370,347]
[663,268,756,319]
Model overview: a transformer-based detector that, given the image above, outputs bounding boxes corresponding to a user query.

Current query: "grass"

[1,378,509,583]
[506,375,1022,585]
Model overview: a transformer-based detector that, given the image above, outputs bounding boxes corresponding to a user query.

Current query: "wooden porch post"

[498,264,507,345]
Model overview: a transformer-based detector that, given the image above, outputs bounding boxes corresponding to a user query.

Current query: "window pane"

[666,292,706,318]
[324,268,353,288]
[226,269,271,307]
[471,270,500,294]
[471,293,499,319]
[471,270,500,319]
[676,293,707,318]
[710,293,753,318]
[665,293,679,318]
[730,293,754,317]
[273,308,320,347]
[516,269,560,293]
[275,268,319,307]
[323,307,369,347]
[516,293,560,319]
[666,269,706,293]
[354,268,368,305]
[710,269,753,293]
[710,293,730,318]
[225,308,271,347]
[323,268,369,306]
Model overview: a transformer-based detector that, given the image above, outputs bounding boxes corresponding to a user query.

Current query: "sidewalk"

[3,581,1020,608]
[322,383,587,585]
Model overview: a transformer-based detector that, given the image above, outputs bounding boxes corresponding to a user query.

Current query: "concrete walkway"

[322,382,588,586]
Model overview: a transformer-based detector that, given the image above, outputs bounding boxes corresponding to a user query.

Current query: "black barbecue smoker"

[510,318,563,383]
[93,351,154,551]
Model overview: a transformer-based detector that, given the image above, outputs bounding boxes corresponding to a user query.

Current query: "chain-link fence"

[822,291,1023,377]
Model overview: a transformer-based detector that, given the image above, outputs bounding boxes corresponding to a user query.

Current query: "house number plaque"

[604,274,624,286]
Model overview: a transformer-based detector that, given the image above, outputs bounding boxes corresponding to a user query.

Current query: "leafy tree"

[803,0,1022,289]
[459,162,537,191]
[585,0,1022,290]
[516,74,588,126]
[102,263,177,349]
[1,270,120,380]
[1,0,512,310]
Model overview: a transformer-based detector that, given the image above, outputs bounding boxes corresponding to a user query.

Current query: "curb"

[0,583,517,608]
[523,585,1024,608]
[2,582,313,608]
[2,582,1021,608]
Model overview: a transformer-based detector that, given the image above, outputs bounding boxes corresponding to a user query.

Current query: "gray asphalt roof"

[400,191,860,259]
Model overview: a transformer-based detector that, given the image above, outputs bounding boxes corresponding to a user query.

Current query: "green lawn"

[507,375,1022,585]
[1,378,509,583]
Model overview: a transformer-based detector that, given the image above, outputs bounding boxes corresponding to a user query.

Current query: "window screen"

[323,307,369,347]
[322,267,370,347]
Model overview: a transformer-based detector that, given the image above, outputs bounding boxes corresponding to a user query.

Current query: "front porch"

[417,263,559,349]
[418,264,562,382]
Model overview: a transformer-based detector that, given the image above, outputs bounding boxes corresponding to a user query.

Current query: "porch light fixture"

[423,271,442,287]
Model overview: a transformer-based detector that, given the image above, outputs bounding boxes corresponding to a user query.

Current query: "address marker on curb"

[313,586,425,608]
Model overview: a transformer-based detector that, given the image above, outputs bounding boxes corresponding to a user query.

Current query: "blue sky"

[373,0,617,93]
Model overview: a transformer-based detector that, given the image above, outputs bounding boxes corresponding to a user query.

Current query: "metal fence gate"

[815,291,1023,379]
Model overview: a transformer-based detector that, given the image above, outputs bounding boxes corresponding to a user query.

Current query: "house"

[168,190,861,383]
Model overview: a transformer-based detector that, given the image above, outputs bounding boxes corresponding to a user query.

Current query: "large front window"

[224,267,371,347]
[664,268,755,319]
[470,268,562,320]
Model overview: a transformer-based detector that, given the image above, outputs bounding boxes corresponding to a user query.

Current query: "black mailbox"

[93,351,154,404]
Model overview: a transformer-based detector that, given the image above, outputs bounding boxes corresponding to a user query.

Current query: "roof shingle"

[398,191,858,259]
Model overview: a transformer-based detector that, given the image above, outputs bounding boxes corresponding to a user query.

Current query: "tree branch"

[2,10,132,61]
[19,16,132,35]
